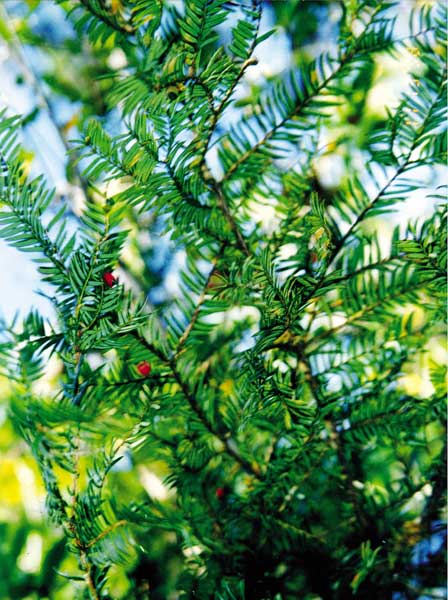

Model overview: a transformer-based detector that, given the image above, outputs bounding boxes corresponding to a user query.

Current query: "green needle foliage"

[0,1,446,598]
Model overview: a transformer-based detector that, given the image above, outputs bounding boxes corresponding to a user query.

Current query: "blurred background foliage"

[0,0,445,599]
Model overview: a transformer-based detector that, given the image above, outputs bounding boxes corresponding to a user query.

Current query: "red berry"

[137,360,151,377]
[216,487,225,499]
[103,272,116,288]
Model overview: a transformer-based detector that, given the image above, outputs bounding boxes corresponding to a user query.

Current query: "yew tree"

[0,0,446,599]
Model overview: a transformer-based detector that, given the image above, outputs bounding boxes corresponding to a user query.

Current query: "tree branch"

[131,331,262,478]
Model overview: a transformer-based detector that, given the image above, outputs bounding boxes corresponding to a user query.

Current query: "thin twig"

[212,180,250,255]
[198,56,258,174]
[175,243,227,356]
[131,331,262,478]
[220,6,430,185]
[79,0,136,34]
[85,519,128,549]
[67,521,101,600]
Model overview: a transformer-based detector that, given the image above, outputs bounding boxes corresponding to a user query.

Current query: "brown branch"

[212,180,250,255]
[194,3,261,256]
[79,0,136,34]
[219,6,432,185]
[85,519,128,549]
[198,0,261,173]
[220,58,345,184]
[198,56,258,171]
[175,244,227,356]
[323,64,446,276]
[303,280,427,354]
[297,348,365,522]
[67,521,101,600]
[131,331,262,478]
